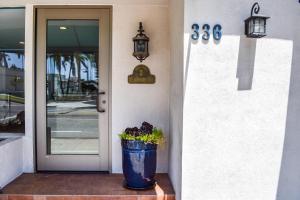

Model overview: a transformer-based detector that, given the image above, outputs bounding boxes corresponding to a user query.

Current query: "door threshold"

[36,170,110,174]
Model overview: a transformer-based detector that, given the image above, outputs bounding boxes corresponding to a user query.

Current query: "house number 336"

[191,23,222,41]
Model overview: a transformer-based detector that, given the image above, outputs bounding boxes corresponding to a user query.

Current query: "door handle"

[96,91,106,113]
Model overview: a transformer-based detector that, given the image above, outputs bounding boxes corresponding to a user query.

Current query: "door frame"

[34,6,112,172]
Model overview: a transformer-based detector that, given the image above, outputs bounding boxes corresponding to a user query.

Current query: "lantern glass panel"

[145,42,148,52]
[254,18,260,33]
[134,42,137,53]
[137,40,146,52]
[261,19,266,33]
[251,19,255,34]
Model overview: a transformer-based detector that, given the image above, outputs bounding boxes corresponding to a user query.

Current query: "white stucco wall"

[182,0,299,200]
[0,0,170,173]
[111,3,170,173]
[0,137,23,188]
[276,7,300,200]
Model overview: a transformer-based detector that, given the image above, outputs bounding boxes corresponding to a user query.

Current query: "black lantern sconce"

[133,22,149,62]
[244,2,270,38]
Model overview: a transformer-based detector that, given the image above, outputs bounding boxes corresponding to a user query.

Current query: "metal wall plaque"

[128,64,155,84]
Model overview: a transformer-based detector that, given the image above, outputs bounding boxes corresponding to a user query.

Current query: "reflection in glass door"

[46,20,100,155]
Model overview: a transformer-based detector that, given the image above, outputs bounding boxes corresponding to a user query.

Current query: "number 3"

[191,23,200,40]
[202,24,210,41]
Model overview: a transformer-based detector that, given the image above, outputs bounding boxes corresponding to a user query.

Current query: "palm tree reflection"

[0,51,25,132]
[46,52,98,102]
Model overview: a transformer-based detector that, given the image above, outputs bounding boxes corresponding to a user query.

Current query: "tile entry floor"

[0,173,175,200]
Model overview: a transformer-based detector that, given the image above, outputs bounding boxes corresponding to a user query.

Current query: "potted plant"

[119,121,164,190]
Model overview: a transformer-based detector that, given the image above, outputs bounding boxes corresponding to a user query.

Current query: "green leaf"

[119,128,164,145]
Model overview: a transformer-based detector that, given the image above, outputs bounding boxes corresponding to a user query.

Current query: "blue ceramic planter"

[121,140,157,190]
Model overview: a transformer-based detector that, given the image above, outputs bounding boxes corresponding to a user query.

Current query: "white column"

[23,4,35,173]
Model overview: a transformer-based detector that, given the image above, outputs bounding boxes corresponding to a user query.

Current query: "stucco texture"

[182,0,300,200]
[111,3,170,173]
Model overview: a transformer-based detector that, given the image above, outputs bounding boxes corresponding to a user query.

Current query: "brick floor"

[0,173,175,200]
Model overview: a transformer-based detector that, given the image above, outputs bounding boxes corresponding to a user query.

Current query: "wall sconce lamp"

[133,22,149,62]
[244,2,270,38]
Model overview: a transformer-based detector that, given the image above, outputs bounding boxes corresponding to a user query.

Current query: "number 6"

[213,24,222,41]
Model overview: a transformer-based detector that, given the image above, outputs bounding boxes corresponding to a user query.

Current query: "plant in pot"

[119,121,164,190]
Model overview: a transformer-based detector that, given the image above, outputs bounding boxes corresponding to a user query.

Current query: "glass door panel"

[46,20,99,155]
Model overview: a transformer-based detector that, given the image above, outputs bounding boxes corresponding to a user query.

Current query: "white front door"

[36,8,110,171]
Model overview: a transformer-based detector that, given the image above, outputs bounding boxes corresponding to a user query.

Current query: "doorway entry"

[36,8,110,171]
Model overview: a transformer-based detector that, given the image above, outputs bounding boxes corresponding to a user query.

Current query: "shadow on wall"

[235,35,300,199]
[184,37,193,96]
[184,27,300,200]
[276,36,300,200]
[182,1,300,199]
[236,37,257,90]
[236,23,300,200]
[185,35,258,92]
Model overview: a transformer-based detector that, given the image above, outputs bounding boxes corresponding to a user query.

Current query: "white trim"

[0,0,168,7]
[35,8,110,171]
[23,4,35,173]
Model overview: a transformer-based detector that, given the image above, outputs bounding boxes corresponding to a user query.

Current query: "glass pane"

[253,19,258,33]
[260,19,266,34]
[0,8,25,133]
[46,20,99,155]
[249,20,253,35]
